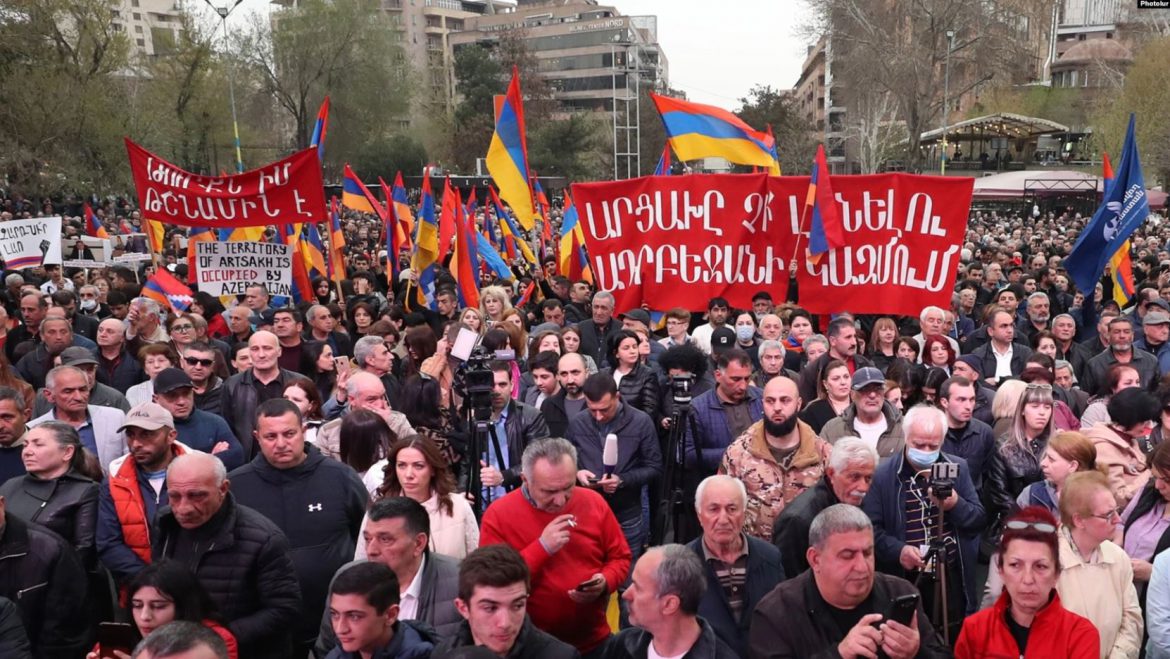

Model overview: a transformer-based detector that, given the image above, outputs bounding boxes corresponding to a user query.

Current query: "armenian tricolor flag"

[310,96,330,162]
[328,196,346,283]
[558,188,591,283]
[490,187,536,265]
[277,223,315,304]
[391,172,415,252]
[650,92,779,174]
[1103,153,1136,306]
[143,268,194,313]
[83,203,110,239]
[486,67,538,230]
[342,164,381,214]
[301,222,328,281]
[410,171,439,309]
[437,178,459,263]
[653,144,673,176]
[805,144,845,265]
[450,188,481,308]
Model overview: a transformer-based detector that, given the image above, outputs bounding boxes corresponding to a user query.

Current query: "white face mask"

[80,299,97,311]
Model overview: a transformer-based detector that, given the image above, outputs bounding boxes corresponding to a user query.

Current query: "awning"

[921,113,1070,142]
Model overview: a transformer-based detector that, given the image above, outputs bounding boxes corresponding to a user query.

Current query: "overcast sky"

[616,0,814,109]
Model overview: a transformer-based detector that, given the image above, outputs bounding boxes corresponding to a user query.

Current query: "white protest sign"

[65,235,113,263]
[194,241,293,297]
[0,217,63,268]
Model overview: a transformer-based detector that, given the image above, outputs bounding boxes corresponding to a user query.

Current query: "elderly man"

[352,335,402,409]
[684,348,763,477]
[772,437,878,577]
[480,438,631,657]
[221,330,299,457]
[911,306,960,358]
[863,405,985,635]
[431,544,577,659]
[315,497,462,658]
[125,297,169,350]
[1051,312,1093,382]
[32,345,129,416]
[749,505,946,658]
[606,544,738,659]
[1017,292,1052,344]
[686,475,783,657]
[753,340,795,387]
[153,452,302,659]
[576,290,621,369]
[797,318,874,403]
[1082,315,1160,395]
[316,371,415,461]
[820,367,905,460]
[152,367,244,470]
[30,364,126,473]
[719,376,829,540]
[226,305,253,348]
[231,398,368,657]
[95,317,146,393]
[15,316,75,390]
[243,284,272,321]
[6,291,47,360]
[305,304,352,358]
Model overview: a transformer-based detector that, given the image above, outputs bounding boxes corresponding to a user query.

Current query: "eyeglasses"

[1088,510,1121,522]
[184,357,214,367]
[171,324,193,332]
[1025,383,1053,391]
[1003,520,1057,533]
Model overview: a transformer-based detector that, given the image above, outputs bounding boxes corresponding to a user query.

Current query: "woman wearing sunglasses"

[955,506,1099,658]
[1055,471,1143,659]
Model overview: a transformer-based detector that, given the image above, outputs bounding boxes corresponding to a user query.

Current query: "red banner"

[125,138,328,228]
[571,173,973,316]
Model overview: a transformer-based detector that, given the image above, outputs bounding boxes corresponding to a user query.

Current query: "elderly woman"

[479,285,513,328]
[802,334,829,364]
[1056,471,1143,659]
[1083,387,1160,510]
[956,506,1099,659]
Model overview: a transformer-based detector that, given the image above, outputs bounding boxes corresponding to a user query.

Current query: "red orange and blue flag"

[143,268,194,313]
[83,203,110,239]
[805,144,845,265]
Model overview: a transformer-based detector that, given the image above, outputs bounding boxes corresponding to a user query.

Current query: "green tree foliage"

[1088,36,1170,188]
[735,85,816,174]
[529,113,609,181]
[236,0,415,175]
[350,134,428,183]
[451,44,503,171]
[0,0,132,193]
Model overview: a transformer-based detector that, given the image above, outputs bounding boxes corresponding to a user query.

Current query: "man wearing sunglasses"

[181,342,225,417]
[153,367,244,471]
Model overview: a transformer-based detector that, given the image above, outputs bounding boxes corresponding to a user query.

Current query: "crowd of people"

[1,192,1170,658]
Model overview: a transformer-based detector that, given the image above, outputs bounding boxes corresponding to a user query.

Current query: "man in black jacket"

[478,362,550,499]
[750,504,947,659]
[220,331,299,457]
[0,498,90,658]
[576,290,621,369]
[541,352,588,437]
[229,398,368,658]
[566,373,662,562]
[95,317,146,394]
[771,437,878,577]
[305,303,354,358]
[433,544,578,659]
[153,451,302,659]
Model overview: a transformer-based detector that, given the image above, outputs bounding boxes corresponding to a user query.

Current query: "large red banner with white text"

[571,173,973,316]
[125,138,328,228]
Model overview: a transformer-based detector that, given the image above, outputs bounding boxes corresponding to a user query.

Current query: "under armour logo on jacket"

[308,503,323,512]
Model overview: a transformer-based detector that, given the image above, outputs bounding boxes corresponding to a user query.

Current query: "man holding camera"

[861,405,985,641]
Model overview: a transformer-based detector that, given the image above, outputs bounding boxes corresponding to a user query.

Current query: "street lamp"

[941,29,955,175]
[204,0,246,174]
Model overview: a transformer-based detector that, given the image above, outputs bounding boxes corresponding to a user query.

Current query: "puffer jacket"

[604,362,661,422]
[221,367,300,457]
[0,513,90,658]
[718,419,829,540]
[684,386,764,474]
[0,470,98,569]
[986,431,1049,519]
[153,493,302,659]
[433,617,579,659]
[228,445,368,648]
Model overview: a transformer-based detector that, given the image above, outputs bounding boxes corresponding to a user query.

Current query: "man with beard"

[1051,313,1093,383]
[1082,316,1160,395]
[718,376,829,540]
[821,368,906,461]
[1017,292,1052,345]
[541,352,587,437]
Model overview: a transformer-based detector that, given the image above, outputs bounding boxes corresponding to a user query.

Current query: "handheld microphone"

[603,433,618,479]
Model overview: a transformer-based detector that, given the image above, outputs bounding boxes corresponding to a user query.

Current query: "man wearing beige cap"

[96,401,188,586]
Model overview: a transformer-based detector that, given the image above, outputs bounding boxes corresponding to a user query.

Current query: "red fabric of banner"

[125,138,328,228]
[571,173,972,316]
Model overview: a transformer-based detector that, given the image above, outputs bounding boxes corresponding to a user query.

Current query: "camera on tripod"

[929,462,959,501]
[669,373,694,406]
[454,342,515,422]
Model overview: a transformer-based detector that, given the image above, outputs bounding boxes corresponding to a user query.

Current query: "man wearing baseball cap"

[152,368,244,471]
[96,402,188,586]
[820,367,905,460]
[1135,309,1170,377]
[31,345,129,417]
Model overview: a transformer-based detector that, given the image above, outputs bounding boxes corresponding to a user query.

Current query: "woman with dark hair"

[1081,363,1142,428]
[338,409,395,486]
[312,277,335,306]
[799,359,850,434]
[0,421,99,568]
[189,292,229,339]
[299,340,337,401]
[85,560,238,659]
[402,325,438,379]
[348,301,376,337]
[920,367,950,405]
[560,325,598,374]
[895,336,921,362]
[1032,329,1059,361]
[921,335,955,374]
[360,435,478,560]
[284,377,325,448]
[1082,387,1161,510]
[395,374,463,473]
[955,506,1099,658]
[604,328,660,422]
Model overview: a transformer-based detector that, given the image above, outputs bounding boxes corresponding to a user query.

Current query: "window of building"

[133,12,141,20]
[136,38,145,47]
[134,25,142,33]
[131,0,139,5]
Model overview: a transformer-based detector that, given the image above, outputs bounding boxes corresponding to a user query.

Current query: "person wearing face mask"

[862,405,986,641]
[732,312,762,371]
[1082,387,1160,510]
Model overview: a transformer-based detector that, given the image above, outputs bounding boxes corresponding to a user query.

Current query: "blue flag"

[1065,114,1150,295]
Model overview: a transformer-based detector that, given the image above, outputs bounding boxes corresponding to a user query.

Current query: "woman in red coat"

[955,506,1099,658]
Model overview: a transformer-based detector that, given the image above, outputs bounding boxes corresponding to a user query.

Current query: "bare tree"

[845,90,904,173]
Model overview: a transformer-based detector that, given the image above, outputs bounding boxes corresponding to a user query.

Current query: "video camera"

[929,462,959,501]
[669,373,694,406]
[453,336,515,422]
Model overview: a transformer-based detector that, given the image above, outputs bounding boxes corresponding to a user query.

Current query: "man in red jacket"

[480,437,631,659]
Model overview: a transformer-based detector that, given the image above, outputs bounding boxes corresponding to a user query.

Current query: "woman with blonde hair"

[991,379,1028,437]
[1017,430,1100,515]
[867,316,899,373]
[458,307,484,335]
[478,285,512,327]
[988,383,1054,524]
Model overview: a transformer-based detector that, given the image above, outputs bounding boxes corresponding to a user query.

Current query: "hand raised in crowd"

[567,572,606,604]
[879,613,921,659]
[480,460,503,487]
[540,513,576,555]
[899,544,925,571]
[837,613,884,659]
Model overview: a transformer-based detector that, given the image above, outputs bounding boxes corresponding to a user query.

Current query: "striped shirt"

[900,460,959,569]
[701,533,750,621]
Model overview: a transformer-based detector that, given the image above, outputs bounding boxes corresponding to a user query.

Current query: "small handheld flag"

[309,96,330,162]
[143,269,194,313]
[83,203,110,239]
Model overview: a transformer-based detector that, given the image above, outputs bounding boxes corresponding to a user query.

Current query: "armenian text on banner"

[570,173,972,316]
[125,139,328,228]
[194,241,294,298]
[0,216,63,268]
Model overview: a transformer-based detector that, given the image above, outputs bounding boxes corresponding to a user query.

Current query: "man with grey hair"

[686,475,783,657]
[304,303,352,358]
[862,404,985,633]
[607,544,737,659]
[576,289,621,369]
[912,305,959,358]
[754,339,796,388]
[314,371,414,460]
[1018,291,1052,344]
[133,621,229,659]
[772,436,878,577]
[352,334,401,408]
[750,504,944,658]
[15,315,75,389]
[126,296,168,349]
[153,451,301,659]
[30,364,126,473]
[480,438,631,656]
